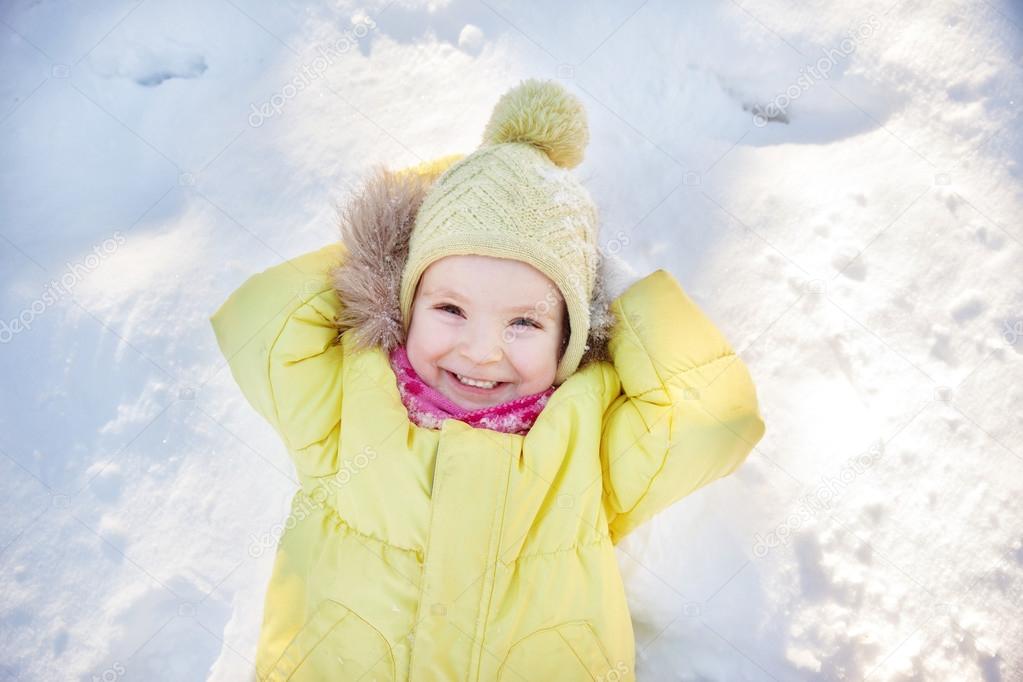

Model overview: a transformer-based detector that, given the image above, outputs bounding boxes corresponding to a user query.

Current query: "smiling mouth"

[445,369,507,391]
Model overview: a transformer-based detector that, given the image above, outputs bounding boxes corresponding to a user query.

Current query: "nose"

[459,323,503,366]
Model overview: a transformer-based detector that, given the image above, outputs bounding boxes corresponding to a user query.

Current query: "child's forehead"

[421,255,552,290]
[417,255,565,312]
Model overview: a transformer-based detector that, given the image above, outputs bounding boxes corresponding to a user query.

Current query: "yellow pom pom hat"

[398,79,600,386]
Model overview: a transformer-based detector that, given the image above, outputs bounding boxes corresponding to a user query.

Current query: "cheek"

[505,335,560,382]
[407,314,452,360]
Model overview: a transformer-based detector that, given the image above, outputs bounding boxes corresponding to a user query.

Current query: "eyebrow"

[424,288,552,318]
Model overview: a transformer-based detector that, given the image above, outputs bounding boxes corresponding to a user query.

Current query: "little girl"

[211,79,765,682]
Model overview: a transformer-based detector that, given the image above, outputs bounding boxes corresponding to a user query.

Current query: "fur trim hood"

[328,163,617,374]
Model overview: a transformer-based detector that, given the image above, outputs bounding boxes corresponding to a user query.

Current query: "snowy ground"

[1,0,1020,680]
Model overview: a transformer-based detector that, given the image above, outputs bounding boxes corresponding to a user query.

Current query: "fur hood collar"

[328,164,616,372]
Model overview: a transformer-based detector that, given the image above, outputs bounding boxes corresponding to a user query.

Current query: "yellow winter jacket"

[210,242,765,681]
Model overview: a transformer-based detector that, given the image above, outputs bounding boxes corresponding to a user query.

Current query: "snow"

[1,0,1020,680]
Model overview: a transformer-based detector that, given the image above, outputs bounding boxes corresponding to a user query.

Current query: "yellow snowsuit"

[210,234,765,681]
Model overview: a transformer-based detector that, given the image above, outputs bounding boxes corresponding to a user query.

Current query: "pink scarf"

[388,345,555,435]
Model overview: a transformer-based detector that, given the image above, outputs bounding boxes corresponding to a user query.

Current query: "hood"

[328,163,616,374]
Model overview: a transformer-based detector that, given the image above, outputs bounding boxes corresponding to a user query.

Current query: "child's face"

[406,254,567,411]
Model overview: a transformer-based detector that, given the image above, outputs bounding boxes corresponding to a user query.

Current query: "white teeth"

[455,373,498,389]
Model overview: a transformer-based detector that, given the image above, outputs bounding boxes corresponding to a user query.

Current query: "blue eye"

[436,304,540,329]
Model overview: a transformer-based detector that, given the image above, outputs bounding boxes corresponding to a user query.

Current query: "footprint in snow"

[949,294,986,324]
[93,41,207,87]
[969,224,1006,251]
[831,246,867,281]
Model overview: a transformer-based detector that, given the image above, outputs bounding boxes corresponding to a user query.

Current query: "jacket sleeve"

[209,243,347,478]
[599,269,766,545]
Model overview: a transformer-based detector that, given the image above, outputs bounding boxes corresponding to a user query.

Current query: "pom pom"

[481,79,589,169]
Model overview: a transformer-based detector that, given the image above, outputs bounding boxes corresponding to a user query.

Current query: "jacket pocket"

[497,621,620,682]
[265,599,395,681]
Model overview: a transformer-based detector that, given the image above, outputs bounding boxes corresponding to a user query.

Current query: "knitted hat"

[398,79,600,386]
